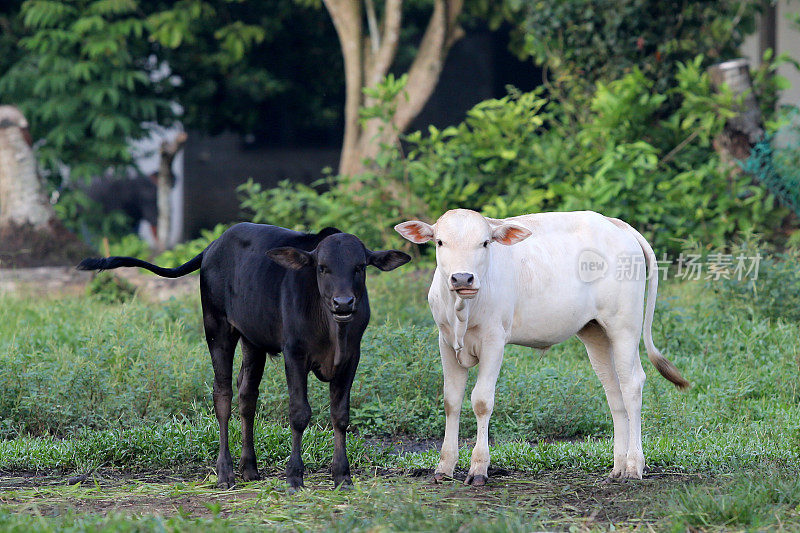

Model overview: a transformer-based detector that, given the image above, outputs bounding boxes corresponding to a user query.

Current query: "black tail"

[77,252,203,278]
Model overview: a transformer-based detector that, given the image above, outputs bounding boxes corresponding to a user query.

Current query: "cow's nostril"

[332,296,355,310]
[451,272,475,288]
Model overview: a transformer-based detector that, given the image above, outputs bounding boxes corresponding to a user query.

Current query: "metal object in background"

[742,109,800,218]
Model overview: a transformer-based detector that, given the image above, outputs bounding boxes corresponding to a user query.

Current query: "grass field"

[1,264,799,531]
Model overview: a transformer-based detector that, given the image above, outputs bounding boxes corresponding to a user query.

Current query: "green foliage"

[0,0,173,181]
[666,469,800,529]
[0,296,207,437]
[154,223,228,268]
[710,239,800,322]
[108,233,151,260]
[145,0,341,138]
[0,0,339,190]
[54,187,138,247]
[86,271,138,304]
[496,0,760,100]
[241,60,787,254]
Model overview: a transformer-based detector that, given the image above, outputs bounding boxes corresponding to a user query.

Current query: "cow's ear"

[368,250,412,271]
[394,220,434,244]
[491,223,532,245]
[267,247,315,270]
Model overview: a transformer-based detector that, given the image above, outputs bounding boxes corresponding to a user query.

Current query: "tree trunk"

[0,106,93,268]
[0,105,54,228]
[324,0,465,177]
[155,132,187,252]
[708,59,764,172]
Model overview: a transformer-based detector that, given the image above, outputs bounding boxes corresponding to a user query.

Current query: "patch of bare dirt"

[412,468,697,527]
[0,467,699,526]
[0,266,197,301]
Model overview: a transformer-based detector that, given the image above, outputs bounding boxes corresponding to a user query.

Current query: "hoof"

[601,476,628,485]
[241,469,261,482]
[432,472,446,484]
[287,477,305,490]
[333,476,353,488]
[216,470,236,490]
[465,474,488,486]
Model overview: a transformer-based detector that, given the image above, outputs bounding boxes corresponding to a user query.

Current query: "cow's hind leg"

[466,336,505,486]
[284,346,310,489]
[205,313,240,489]
[606,327,647,479]
[435,335,468,482]
[578,321,629,480]
[329,351,359,487]
[237,339,267,482]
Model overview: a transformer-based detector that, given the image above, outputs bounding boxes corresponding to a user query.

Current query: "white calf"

[396,209,688,485]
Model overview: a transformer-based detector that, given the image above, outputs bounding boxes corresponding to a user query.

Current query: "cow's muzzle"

[450,272,478,298]
[331,296,356,322]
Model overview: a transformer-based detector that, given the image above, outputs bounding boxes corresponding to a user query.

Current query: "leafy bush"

[86,272,138,304]
[495,0,759,100]
[155,223,229,267]
[239,58,787,254]
[709,238,800,322]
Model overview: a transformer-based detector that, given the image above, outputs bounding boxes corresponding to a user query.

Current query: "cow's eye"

[318,265,329,274]
[436,239,443,247]
[483,240,489,248]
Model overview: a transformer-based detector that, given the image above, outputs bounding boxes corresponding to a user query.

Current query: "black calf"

[78,223,410,488]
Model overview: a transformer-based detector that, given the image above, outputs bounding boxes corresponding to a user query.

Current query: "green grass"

[664,468,800,530]
[2,264,800,530]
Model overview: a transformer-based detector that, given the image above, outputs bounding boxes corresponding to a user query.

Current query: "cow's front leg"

[284,350,311,489]
[466,336,505,486]
[329,353,358,487]
[435,334,468,482]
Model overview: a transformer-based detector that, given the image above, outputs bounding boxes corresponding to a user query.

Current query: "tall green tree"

[490,0,761,101]
[0,0,175,181]
[0,0,344,184]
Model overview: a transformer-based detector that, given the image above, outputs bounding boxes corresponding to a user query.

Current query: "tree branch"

[364,0,380,54]
[392,0,464,132]
[367,0,402,88]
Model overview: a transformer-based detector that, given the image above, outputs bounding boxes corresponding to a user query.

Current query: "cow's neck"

[306,286,352,380]
[332,322,348,368]
[449,291,474,364]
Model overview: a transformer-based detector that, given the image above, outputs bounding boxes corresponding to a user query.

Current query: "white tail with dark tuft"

[607,217,690,390]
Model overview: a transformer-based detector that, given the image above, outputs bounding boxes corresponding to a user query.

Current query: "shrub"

[710,238,800,322]
[155,223,229,267]
[86,272,137,304]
